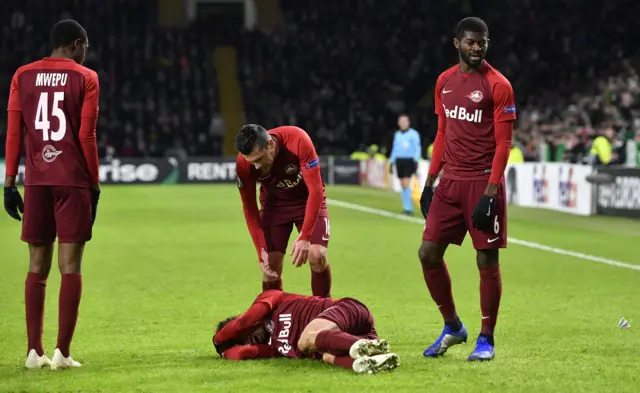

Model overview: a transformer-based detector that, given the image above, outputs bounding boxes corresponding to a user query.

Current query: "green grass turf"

[0,185,638,392]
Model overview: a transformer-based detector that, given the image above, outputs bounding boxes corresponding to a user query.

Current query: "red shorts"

[261,206,330,253]
[422,178,507,250]
[317,298,378,339]
[21,186,93,244]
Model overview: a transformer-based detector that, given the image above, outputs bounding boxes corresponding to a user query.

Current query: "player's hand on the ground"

[90,187,100,225]
[259,248,279,279]
[471,195,496,231]
[3,186,24,221]
[213,338,233,357]
[420,186,434,219]
[290,238,310,267]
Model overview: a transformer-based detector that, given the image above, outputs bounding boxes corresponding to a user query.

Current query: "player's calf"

[298,318,339,354]
[308,245,331,298]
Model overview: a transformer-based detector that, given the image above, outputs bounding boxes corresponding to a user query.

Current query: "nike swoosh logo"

[487,237,499,243]
[442,89,453,94]
[482,316,490,320]
[322,236,329,241]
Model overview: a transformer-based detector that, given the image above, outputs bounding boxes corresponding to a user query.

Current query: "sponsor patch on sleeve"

[503,105,516,114]
[305,158,320,169]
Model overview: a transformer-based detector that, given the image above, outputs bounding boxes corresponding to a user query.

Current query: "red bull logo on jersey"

[276,313,292,355]
[277,171,302,189]
[443,105,483,123]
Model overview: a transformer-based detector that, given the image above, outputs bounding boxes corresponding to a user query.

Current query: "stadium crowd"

[1,0,639,163]
[0,0,222,159]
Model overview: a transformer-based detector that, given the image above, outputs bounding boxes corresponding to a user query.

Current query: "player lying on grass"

[213,290,399,374]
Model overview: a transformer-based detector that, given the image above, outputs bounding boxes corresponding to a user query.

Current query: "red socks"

[333,356,355,370]
[479,264,502,336]
[421,261,458,324]
[262,279,283,292]
[56,273,83,357]
[25,272,48,356]
[311,265,331,298]
[314,330,360,357]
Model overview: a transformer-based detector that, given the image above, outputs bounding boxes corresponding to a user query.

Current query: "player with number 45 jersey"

[235,125,331,298]
[4,19,100,371]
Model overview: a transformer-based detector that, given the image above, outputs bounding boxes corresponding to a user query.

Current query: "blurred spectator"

[1,0,639,162]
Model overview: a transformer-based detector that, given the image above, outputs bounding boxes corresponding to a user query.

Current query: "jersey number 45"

[35,91,66,141]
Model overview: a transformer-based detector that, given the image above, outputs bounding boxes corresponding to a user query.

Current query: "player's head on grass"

[217,315,270,345]
[397,114,410,131]
[50,19,89,65]
[454,17,489,70]
[236,124,278,172]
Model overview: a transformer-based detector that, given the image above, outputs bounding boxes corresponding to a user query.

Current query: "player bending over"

[3,20,100,370]
[213,290,399,374]
[235,125,332,297]
[419,17,516,361]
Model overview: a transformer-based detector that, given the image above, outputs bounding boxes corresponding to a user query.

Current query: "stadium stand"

[1,0,638,162]
[0,0,221,159]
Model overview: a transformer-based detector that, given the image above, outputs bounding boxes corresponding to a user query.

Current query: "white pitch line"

[327,198,640,271]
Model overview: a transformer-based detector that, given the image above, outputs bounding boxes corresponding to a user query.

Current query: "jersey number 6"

[35,91,66,142]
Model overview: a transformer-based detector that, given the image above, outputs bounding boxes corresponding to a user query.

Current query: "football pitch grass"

[1,185,638,392]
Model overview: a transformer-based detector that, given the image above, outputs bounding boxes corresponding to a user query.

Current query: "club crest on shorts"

[236,174,243,188]
[285,164,298,174]
[467,90,484,103]
[42,145,62,163]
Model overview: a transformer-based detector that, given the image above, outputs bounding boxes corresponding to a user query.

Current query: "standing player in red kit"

[3,20,100,370]
[419,17,516,361]
[235,125,332,297]
[212,290,399,374]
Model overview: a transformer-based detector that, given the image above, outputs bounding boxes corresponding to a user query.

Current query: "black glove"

[90,188,100,225]
[413,160,418,174]
[213,337,234,357]
[471,195,496,231]
[420,186,434,219]
[389,163,394,174]
[4,186,24,221]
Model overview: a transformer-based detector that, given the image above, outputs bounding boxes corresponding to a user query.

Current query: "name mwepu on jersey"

[443,105,483,123]
[35,73,68,87]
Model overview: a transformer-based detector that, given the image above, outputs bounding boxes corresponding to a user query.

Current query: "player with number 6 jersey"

[4,19,100,370]
[235,125,332,297]
[418,17,515,362]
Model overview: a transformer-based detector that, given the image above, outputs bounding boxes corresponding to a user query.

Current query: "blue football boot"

[467,334,495,361]
[423,322,468,357]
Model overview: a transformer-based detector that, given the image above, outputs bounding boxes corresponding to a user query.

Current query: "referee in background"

[389,114,422,215]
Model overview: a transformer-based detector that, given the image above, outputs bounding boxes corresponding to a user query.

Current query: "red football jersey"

[434,61,516,180]
[259,292,332,358]
[236,126,327,208]
[7,57,99,187]
[214,290,333,360]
